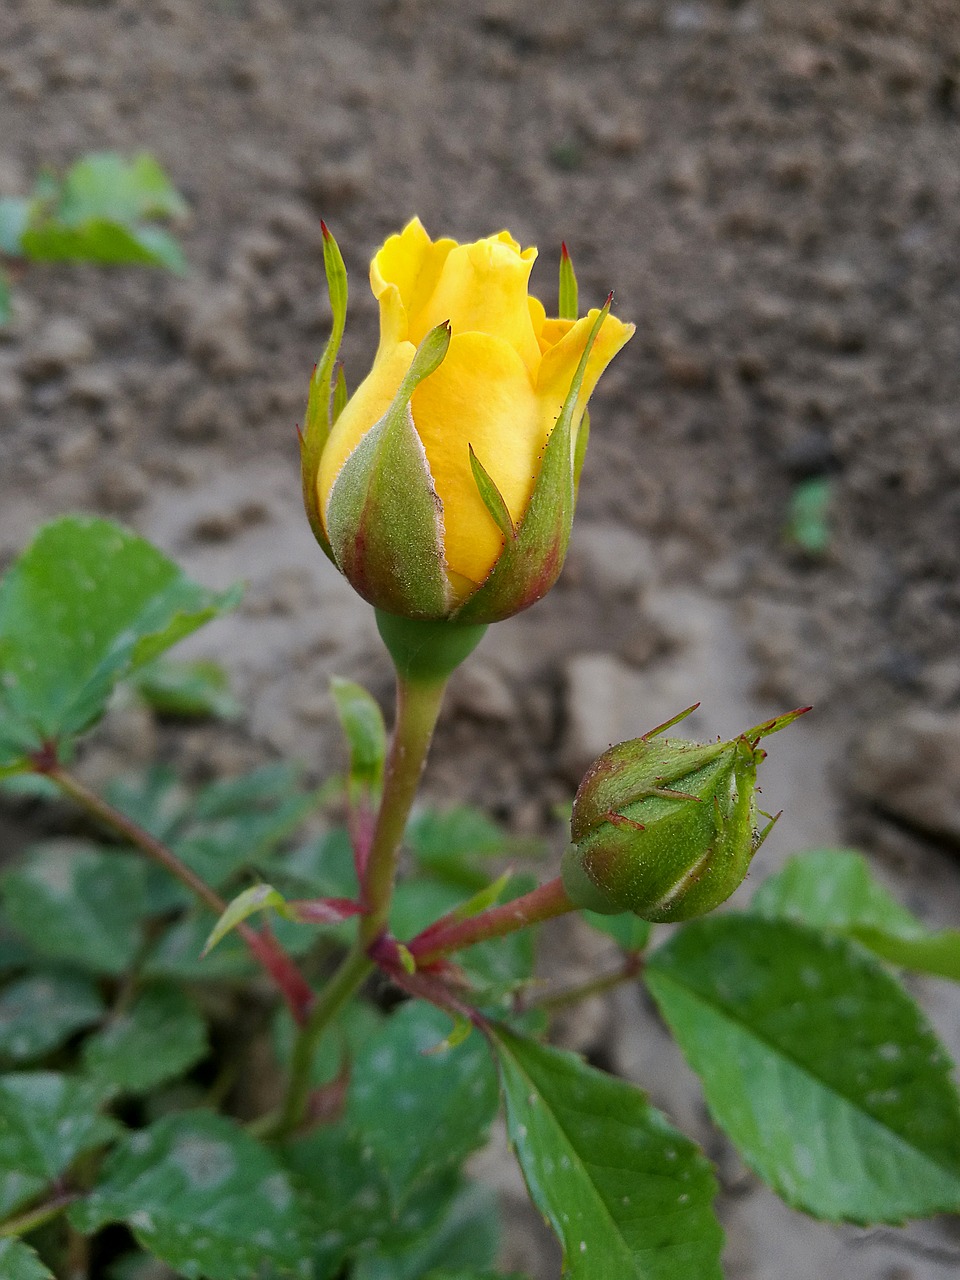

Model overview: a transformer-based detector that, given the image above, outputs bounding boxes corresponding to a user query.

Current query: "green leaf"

[202,883,290,955]
[273,999,383,1089]
[81,983,208,1094]
[131,658,240,720]
[1,841,149,975]
[0,1170,46,1220]
[0,1240,56,1280]
[0,198,30,256]
[326,323,452,618]
[55,152,188,225]
[490,1028,723,1279]
[0,271,10,327]
[784,476,831,555]
[0,1072,121,1180]
[72,1112,310,1280]
[352,1180,500,1280]
[646,914,960,1222]
[751,848,960,982]
[0,517,240,769]
[330,676,387,796]
[0,971,105,1062]
[20,218,186,273]
[406,806,538,892]
[106,762,318,892]
[582,911,651,953]
[558,242,578,321]
[288,1003,499,1261]
[144,911,254,982]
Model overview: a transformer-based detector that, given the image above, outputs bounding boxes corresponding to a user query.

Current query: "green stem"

[521,952,645,1013]
[270,939,373,1139]
[0,1191,77,1238]
[409,876,577,964]
[359,673,448,943]
[270,669,448,1138]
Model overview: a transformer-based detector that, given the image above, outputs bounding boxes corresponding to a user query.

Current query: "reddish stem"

[408,877,576,966]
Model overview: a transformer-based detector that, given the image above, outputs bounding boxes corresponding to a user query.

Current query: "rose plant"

[0,221,958,1279]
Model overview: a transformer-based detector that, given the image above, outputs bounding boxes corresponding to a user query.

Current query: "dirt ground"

[2,1,960,1276]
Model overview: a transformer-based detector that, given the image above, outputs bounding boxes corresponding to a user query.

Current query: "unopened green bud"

[561,705,809,923]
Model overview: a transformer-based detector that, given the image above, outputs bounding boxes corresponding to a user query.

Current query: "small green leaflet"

[0,1072,121,1181]
[0,517,240,769]
[751,848,960,982]
[352,1180,501,1280]
[71,1111,311,1280]
[331,676,387,798]
[0,970,104,1062]
[490,1028,723,1279]
[0,1240,56,1280]
[202,884,291,956]
[81,983,208,1094]
[646,914,960,1222]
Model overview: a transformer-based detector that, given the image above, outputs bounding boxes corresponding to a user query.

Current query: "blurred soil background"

[2,0,960,1276]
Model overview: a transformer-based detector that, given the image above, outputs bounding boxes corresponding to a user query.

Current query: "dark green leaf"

[582,911,651,953]
[406,806,540,893]
[0,271,10,327]
[0,971,104,1062]
[131,658,240,720]
[287,1003,499,1264]
[0,1169,47,1219]
[491,1028,722,1279]
[0,1072,120,1180]
[82,983,208,1094]
[144,910,254,982]
[0,517,239,768]
[273,999,383,1088]
[646,914,960,1222]
[352,1180,500,1280]
[2,841,148,975]
[0,1240,56,1280]
[71,1112,310,1280]
[751,848,960,981]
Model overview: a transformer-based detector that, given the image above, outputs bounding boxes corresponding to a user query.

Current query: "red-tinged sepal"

[562,707,808,922]
[453,299,611,625]
[301,222,348,563]
[285,897,366,925]
[326,323,453,619]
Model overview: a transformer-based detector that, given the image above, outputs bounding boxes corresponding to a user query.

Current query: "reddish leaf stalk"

[408,876,577,965]
[39,761,315,1026]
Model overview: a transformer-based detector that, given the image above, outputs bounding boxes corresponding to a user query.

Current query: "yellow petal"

[410,331,543,590]
[536,309,635,437]
[371,217,456,341]
[316,336,417,528]
[411,237,542,375]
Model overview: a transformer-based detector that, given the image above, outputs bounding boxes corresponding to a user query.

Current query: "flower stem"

[269,939,373,1139]
[359,673,448,943]
[41,765,314,1023]
[408,876,577,964]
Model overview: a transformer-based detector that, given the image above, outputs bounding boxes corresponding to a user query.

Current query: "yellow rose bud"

[304,219,633,625]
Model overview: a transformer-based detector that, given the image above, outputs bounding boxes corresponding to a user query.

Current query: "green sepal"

[301,222,348,563]
[327,324,453,619]
[558,242,578,321]
[468,445,515,541]
[375,611,488,684]
[453,301,609,625]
